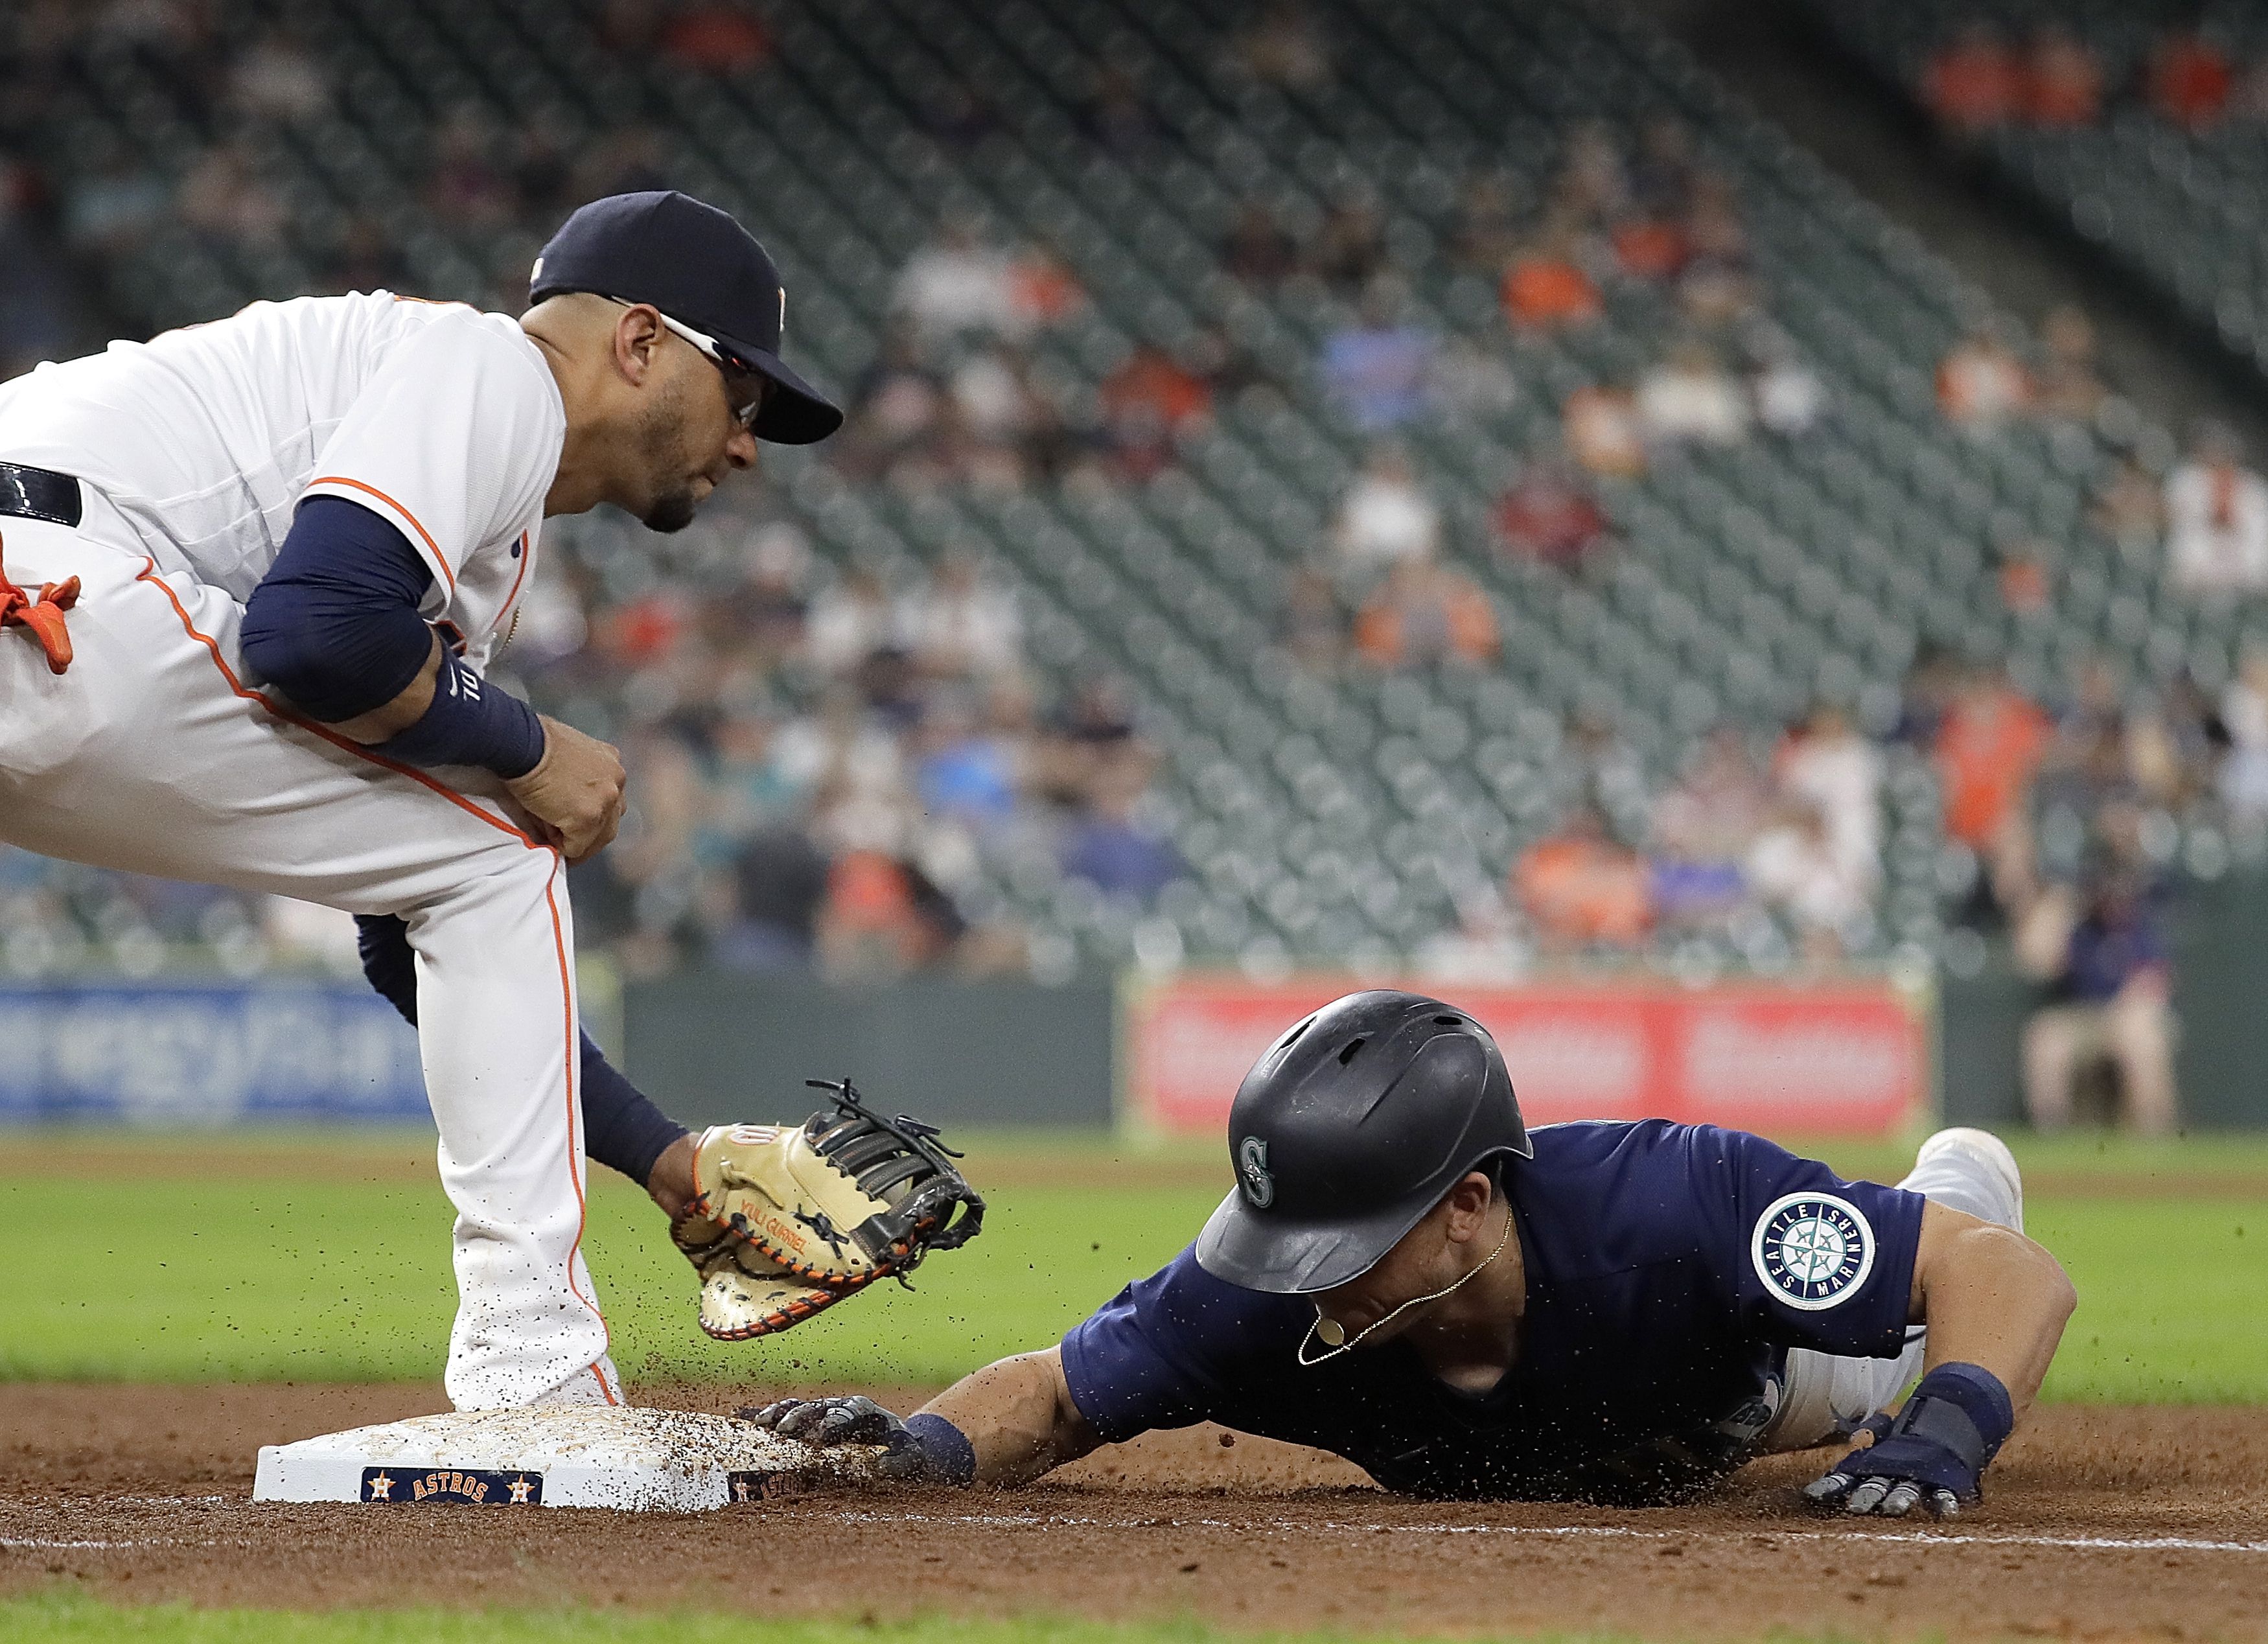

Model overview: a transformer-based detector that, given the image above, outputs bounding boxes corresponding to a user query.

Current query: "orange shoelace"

[0,532,78,675]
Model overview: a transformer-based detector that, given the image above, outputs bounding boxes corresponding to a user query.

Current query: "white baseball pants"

[0,495,621,1410]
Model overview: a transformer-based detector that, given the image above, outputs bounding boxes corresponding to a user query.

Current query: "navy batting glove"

[741,1396,974,1483]
[1805,1363,2015,1519]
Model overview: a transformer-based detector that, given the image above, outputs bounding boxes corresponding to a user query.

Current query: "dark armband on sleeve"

[373,645,547,780]
[354,914,688,1186]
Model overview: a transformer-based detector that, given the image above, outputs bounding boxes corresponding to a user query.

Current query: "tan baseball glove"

[671,1078,985,1341]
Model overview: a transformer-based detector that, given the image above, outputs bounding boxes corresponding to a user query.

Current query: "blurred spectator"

[229,27,328,124]
[1629,117,1702,219]
[719,824,830,971]
[658,2,772,75]
[1748,798,1873,964]
[946,345,1039,477]
[2164,424,2268,596]
[572,126,670,201]
[1501,218,1602,331]
[426,105,519,233]
[918,83,1001,150]
[1515,805,1651,955]
[710,523,811,673]
[898,551,1021,680]
[914,687,1024,832]
[1332,445,1439,574]
[1650,726,1768,932]
[1494,450,1608,569]
[1549,123,1629,228]
[2032,304,2106,421]
[2022,863,2177,1135]
[178,137,287,249]
[1428,338,1518,421]
[1924,23,2023,135]
[816,848,930,979]
[1938,326,2032,430]
[513,110,580,220]
[1894,645,1964,749]
[1099,343,1214,481]
[2019,27,2102,127]
[1746,327,1828,437]
[2219,645,2268,822]
[894,220,1017,340]
[1935,664,2052,918]
[1221,203,1299,287]
[807,566,898,678]
[1037,674,1154,810]
[1675,182,1759,327]
[1774,701,1883,893]
[1278,564,1346,673]
[1061,764,1183,902]
[1638,342,1748,448]
[2149,30,2233,130]
[1353,558,1499,670]
[2092,452,2168,558]
[1006,244,1085,332]
[1996,537,2054,619]
[839,322,947,482]
[62,139,168,259]
[1307,194,1389,295]
[1563,384,1646,479]
[1449,172,1522,274]
[1234,1,1334,93]
[1611,212,1689,284]
[1320,281,1434,431]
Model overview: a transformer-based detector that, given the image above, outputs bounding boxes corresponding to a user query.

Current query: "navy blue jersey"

[1061,1120,1925,1504]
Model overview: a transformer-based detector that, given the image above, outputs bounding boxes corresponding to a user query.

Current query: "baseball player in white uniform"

[0,192,844,1409]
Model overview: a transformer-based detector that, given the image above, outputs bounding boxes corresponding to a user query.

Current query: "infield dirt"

[1,1385,2262,1640]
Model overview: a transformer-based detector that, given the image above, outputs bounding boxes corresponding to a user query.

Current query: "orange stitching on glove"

[0,542,80,675]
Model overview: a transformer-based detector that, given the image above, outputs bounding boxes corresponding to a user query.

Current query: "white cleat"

[1907,1126,2024,1233]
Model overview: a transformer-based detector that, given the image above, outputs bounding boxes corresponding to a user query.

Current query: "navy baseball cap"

[530,191,843,445]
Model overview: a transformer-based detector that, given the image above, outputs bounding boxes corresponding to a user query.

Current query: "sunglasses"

[608,297,767,432]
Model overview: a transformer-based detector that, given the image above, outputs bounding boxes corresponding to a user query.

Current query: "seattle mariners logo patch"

[1750,1192,1875,1311]
[1237,1136,1275,1209]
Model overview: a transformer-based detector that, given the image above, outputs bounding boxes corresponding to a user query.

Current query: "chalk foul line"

[815,1510,2268,1557]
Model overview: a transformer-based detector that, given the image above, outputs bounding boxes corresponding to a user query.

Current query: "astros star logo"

[366,1472,395,1500]
[1750,1192,1875,1312]
[508,1476,535,1505]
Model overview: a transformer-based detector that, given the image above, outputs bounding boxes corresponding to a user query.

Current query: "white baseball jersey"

[0,292,562,669]
[0,297,618,1411]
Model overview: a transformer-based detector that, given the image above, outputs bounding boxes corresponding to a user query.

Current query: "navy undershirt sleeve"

[354,914,689,1188]
[243,496,547,780]
[242,496,434,723]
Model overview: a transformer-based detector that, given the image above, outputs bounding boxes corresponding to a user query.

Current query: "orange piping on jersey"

[546,871,617,1396]
[307,476,457,592]
[132,561,535,848]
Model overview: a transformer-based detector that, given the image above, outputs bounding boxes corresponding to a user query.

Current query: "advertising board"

[1124,975,1930,1139]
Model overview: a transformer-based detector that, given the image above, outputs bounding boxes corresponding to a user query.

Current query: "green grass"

[0,1129,2261,1400]
[0,1593,1833,1644]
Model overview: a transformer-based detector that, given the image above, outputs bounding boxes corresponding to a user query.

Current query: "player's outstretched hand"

[505,714,626,863]
[744,1396,931,1479]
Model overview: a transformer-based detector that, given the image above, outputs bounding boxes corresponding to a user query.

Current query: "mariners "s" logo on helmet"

[1237,1135,1275,1209]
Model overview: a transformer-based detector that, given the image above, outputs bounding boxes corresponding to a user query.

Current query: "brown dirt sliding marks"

[1,1386,2263,1639]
